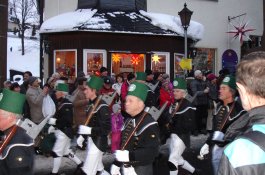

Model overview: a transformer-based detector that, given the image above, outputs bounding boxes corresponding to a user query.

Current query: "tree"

[9,0,39,55]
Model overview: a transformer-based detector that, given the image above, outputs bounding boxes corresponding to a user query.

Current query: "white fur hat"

[194,70,202,77]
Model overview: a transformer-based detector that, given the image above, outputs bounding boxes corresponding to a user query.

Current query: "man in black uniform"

[199,75,246,175]
[48,83,83,175]
[76,75,111,175]
[161,78,198,175]
[0,89,34,175]
[110,81,160,175]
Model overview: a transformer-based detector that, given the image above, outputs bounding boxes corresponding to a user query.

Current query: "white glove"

[110,164,121,175]
[48,118,57,125]
[48,126,55,134]
[77,135,85,148]
[78,125,92,135]
[212,131,224,141]
[115,150,129,162]
[204,87,210,93]
[200,143,209,158]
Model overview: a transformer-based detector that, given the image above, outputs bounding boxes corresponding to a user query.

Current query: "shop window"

[54,50,77,81]
[111,53,145,75]
[151,52,169,75]
[83,49,107,76]
[174,53,185,77]
[193,48,215,73]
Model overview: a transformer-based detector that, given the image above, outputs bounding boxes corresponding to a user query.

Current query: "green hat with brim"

[222,75,236,90]
[87,75,104,90]
[0,89,26,114]
[173,78,187,90]
[136,72,147,81]
[127,82,148,102]
[56,83,69,92]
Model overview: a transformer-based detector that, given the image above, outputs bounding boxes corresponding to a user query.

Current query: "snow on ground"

[7,33,40,83]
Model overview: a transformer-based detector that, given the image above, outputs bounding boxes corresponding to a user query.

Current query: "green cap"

[136,72,147,81]
[56,83,69,92]
[173,78,187,90]
[87,75,104,90]
[0,89,26,114]
[127,82,148,102]
[222,75,236,90]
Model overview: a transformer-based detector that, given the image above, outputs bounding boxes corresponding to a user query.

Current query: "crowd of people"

[1,51,265,175]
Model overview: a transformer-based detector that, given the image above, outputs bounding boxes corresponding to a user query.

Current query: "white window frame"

[83,49,107,74]
[151,51,170,75]
[53,49,77,77]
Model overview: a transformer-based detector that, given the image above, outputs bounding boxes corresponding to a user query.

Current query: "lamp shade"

[178,3,193,30]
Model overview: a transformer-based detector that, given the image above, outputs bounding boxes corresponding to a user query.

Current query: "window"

[151,52,169,75]
[193,48,215,73]
[174,53,185,77]
[111,53,145,75]
[54,50,77,81]
[83,49,107,76]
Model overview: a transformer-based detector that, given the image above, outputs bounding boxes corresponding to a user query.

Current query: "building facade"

[40,0,263,82]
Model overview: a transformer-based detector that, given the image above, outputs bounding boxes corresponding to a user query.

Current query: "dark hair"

[127,72,135,81]
[10,82,20,90]
[116,73,124,82]
[24,71,32,76]
[100,67,108,73]
[237,51,265,98]
[145,69,153,76]
[77,77,87,85]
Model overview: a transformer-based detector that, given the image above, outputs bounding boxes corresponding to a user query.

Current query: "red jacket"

[159,87,174,107]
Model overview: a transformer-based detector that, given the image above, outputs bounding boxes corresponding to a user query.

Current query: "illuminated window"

[83,49,107,76]
[151,52,169,74]
[174,53,185,77]
[54,50,77,80]
[111,53,145,75]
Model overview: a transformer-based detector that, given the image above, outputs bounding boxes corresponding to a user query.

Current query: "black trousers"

[195,104,208,132]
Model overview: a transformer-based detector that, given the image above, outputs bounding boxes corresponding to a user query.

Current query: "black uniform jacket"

[120,110,160,167]
[54,97,75,139]
[0,127,34,175]
[87,97,111,152]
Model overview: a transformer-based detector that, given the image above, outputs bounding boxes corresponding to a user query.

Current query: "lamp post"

[178,3,193,76]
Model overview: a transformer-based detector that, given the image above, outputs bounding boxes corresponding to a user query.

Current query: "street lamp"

[178,3,193,60]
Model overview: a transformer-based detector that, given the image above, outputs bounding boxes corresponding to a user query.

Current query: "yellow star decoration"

[131,56,140,65]
[112,54,121,63]
[152,55,160,65]
[179,58,192,70]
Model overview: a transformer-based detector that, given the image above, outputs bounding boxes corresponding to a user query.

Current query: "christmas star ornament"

[112,54,121,63]
[227,21,255,45]
[131,56,140,65]
[152,55,160,65]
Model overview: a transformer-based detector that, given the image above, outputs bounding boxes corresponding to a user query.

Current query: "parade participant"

[48,83,82,175]
[161,78,198,175]
[135,72,156,108]
[0,89,35,175]
[76,76,111,175]
[218,51,265,175]
[110,81,160,175]
[199,75,246,175]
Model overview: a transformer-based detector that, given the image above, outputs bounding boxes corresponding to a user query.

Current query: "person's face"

[147,74,154,81]
[219,84,233,101]
[32,79,40,88]
[0,109,16,131]
[104,83,111,89]
[173,89,185,100]
[157,74,163,81]
[14,86,21,93]
[83,85,96,99]
[125,95,143,116]
[117,76,123,83]
[23,73,30,81]
[101,71,108,77]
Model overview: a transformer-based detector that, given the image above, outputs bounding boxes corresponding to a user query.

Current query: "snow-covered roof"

[40,9,204,40]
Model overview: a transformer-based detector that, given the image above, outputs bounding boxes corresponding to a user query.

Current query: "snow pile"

[40,9,204,39]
